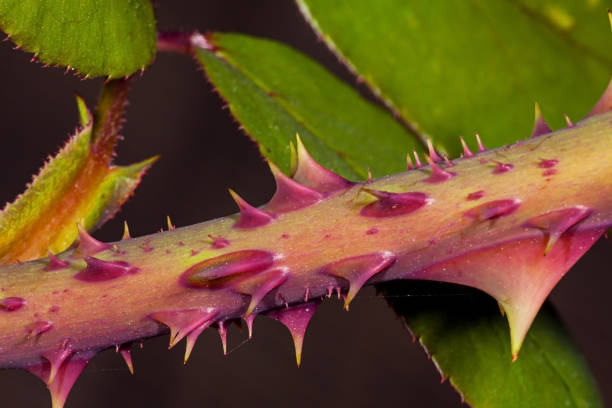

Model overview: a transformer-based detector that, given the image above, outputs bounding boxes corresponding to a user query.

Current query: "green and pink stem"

[1,80,612,406]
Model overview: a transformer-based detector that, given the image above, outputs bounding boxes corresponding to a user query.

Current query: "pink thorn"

[50,353,93,408]
[464,199,521,221]
[117,344,134,374]
[413,151,423,167]
[326,286,333,298]
[361,189,429,218]
[184,318,216,364]
[293,135,353,193]
[28,351,95,408]
[180,250,275,289]
[423,156,456,183]
[149,307,218,349]
[166,216,176,231]
[323,252,396,308]
[266,162,323,213]
[406,153,414,170]
[564,113,574,127]
[492,161,514,174]
[217,321,228,355]
[208,234,230,249]
[266,302,319,367]
[42,339,73,385]
[229,189,275,229]
[587,78,612,118]
[335,287,342,299]
[475,133,486,152]
[76,224,110,256]
[0,296,26,311]
[426,139,442,162]
[73,257,139,282]
[244,314,256,339]
[460,136,474,157]
[524,206,591,254]
[26,320,53,339]
[531,103,551,138]
[121,221,131,240]
[304,288,310,302]
[235,268,290,316]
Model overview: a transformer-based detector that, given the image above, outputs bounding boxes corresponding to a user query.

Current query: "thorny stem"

[0,111,610,375]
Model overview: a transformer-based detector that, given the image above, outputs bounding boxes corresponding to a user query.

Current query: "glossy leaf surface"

[0,0,157,78]
[297,0,612,155]
[195,32,424,179]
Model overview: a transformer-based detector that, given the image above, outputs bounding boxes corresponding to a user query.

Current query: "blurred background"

[0,1,610,406]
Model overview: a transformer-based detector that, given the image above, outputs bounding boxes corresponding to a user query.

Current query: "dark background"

[0,1,610,407]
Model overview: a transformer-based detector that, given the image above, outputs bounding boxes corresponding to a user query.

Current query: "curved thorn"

[460,136,474,157]
[266,302,319,367]
[426,139,442,162]
[266,162,323,213]
[228,189,274,229]
[293,134,352,193]
[117,344,134,374]
[76,224,110,256]
[475,133,486,152]
[406,152,414,170]
[412,151,422,168]
[587,78,612,118]
[531,102,551,138]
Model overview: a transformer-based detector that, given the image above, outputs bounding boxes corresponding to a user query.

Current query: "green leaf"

[380,281,603,408]
[0,0,157,78]
[297,0,612,155]
[194,32,425,179]
[0,80,156,264]
[191,10,604,407]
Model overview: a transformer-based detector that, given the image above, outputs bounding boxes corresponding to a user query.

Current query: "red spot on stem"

[466,191,485,201]
[538,159,558,168]
[209,235,230,249]
[492,161,514,174]
[0,296,26,311]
